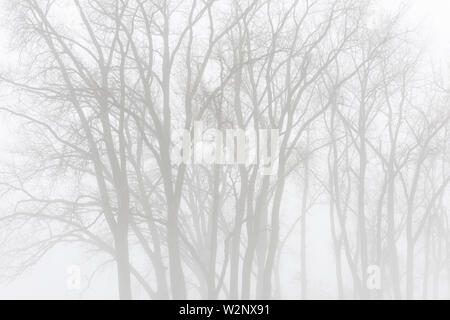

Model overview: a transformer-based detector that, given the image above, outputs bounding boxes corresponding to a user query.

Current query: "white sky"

[0,0,450,299]
[387,0,450,60]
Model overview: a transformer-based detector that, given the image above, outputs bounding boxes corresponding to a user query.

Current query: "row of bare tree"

[0,0,450,299]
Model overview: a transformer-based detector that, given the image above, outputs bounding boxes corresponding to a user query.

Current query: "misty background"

[0,0,449,300]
